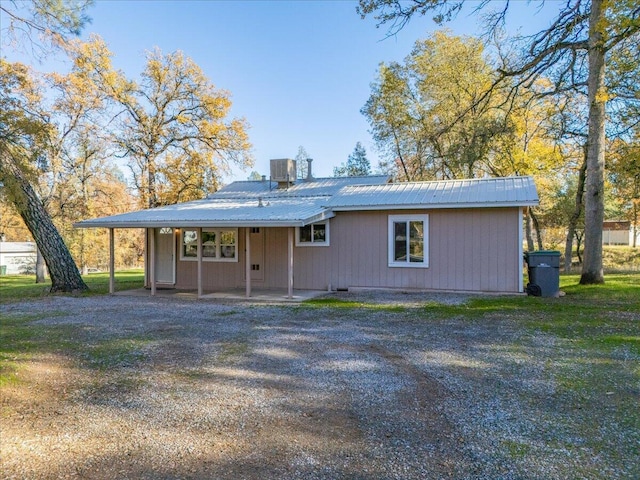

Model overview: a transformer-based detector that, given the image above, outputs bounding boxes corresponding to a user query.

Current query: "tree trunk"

[35,246,47,283]
[564,156,588,273]
[530,209,543,250]
[1,157,88,293]
[580,0,606,284]
[525,209,535,251]
[632,201,638,248]
[148,156,158,208]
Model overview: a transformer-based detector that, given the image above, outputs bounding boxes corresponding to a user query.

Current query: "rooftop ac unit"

[270,158,297,184]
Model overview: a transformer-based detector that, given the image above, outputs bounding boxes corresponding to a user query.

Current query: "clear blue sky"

[6,0,558,183]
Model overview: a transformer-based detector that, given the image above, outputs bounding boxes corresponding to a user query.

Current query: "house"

[0,242,37,275]
[75,159,539,297]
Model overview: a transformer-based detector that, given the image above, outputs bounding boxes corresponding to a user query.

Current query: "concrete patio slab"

[113,287,328,303]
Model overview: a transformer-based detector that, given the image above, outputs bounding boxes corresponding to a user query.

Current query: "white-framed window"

[388,215,429,268]
[296,221,330,247]
[180,228,238,262]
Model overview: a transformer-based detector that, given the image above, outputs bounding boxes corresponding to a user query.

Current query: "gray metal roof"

[75,175,538,229]
[211,175,390,199]
[75,197,333,228]
[328,176,539,210]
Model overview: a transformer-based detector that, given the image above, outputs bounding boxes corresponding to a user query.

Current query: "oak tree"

[0,60,87,291]
[363,31,512,181]
[0,0,94,291]
[67,36,253,208]
[358,0,640,284]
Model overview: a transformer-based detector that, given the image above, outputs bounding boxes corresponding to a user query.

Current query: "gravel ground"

[1,293,637,479]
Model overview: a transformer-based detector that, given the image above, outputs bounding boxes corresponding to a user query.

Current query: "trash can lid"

[525,250,561,256]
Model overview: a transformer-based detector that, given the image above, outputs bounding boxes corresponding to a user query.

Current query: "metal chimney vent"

[270,158,297,185]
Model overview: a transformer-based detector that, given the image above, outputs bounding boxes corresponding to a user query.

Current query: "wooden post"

[109,228,115,295]
[287,227,294,299]
[245,228,251,298]
[197,227,203,299]
[149,228,156,296]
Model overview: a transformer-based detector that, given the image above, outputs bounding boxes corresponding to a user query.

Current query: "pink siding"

[170,208,522,293]
[297,208,521,293]
[175,227,291,290]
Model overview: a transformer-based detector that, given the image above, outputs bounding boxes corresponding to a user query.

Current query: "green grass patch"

[502,439,531,459]
[0,269,144,303]
[0,312,75,386]
[303,297,406,313]
[83,338,151,370]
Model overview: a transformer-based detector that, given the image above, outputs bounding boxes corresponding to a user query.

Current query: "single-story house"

[75,159,539,297]
[0,242,37,275]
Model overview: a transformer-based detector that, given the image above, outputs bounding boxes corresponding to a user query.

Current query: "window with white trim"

[296,221,330,246]
[180,228,238,262]
[388,215,428,267]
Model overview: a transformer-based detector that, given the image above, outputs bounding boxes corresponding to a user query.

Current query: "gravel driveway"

[1,293,636,479]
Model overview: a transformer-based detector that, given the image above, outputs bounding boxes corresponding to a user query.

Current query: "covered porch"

[104,225,307,300]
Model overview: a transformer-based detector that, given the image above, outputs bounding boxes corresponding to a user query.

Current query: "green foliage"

[362,31,513,181]
[0,0,93,55]
[65,36,253,208]
[333,141,372,177]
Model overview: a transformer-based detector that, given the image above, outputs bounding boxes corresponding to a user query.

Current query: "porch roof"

[74,196,333,228]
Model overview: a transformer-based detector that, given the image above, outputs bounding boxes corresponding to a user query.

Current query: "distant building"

[603,220,639,247]
[0,242,37,275]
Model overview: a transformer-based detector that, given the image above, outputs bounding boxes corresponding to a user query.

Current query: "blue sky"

[5,0,557,182]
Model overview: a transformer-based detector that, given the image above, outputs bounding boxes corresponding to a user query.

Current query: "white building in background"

[603,221,639,247]
[0,242,37,275]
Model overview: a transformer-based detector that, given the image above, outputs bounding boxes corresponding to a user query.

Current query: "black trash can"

[524,251,560,297]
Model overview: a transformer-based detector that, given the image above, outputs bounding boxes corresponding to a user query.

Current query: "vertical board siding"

[326,208,521,293]
[172,208,521,293]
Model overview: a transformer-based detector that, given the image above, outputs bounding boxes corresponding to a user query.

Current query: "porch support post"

[149,228,156,296]
[518,208,524,293]
[108,228,115,295]
[287,227,294,299]
[197,227,203,299]
[245,228,251,298]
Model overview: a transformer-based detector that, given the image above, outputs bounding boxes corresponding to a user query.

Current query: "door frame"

[155,227,176,285]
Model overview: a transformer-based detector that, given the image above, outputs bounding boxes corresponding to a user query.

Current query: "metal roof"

[211,175,390,199]
[75,197,333,228]
[74,175,538,229]
[328,176,539,210]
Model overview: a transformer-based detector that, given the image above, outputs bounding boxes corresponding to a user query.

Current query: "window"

[180,228,238,262]
[296,222,329,246]
[388,215,428,268]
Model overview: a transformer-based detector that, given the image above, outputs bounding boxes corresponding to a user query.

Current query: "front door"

[155,227,175,284]
[249,227,264,281]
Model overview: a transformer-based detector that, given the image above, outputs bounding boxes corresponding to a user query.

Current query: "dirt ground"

[0,293,636,479]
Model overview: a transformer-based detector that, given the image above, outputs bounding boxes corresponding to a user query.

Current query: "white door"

[155,228,175,284]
